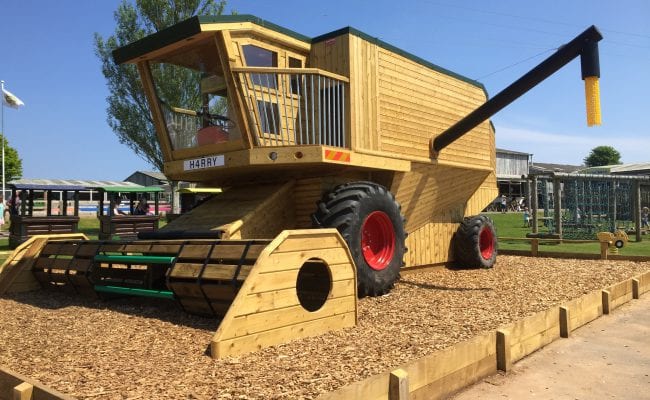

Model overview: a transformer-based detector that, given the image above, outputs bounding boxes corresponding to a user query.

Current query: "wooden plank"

[170,263,252,281]
[261,249,353,273]
[212,311,356,358]
[0,366,75,400]
[169,281,239,302]
[607,279,633,310]
[250,263,354,294]
[563,289,603,330]
[273,234,345,253]
[503,307,560,362]
[223,295,355,339]
[210,244,266,261]
[235,279,355,316]
[318,332,496,400]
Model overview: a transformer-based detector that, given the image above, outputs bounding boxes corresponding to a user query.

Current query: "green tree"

[94,0,227,171]
[0,136,23,183]
[583,146,622,167]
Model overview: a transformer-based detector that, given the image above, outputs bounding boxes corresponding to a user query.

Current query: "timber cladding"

[211,229,357,358]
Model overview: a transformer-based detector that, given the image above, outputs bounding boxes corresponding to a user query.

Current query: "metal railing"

[233,67,349,148]
[162,105,199,150]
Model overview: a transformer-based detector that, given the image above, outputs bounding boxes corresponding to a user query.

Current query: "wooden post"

[45,190,52,216]
[496,330,511,372]
[602,290,611,315]
[600,241,609,260]
[632,278,640,300]
[389,369,409,400]
[553,177,562,238]
[531,175,539,234]
[559,306,571,338]
[13,382,33,400]
[62,191,68,216]
[531,238,539,257]
[73,191,79,217]
[634,181,642,242]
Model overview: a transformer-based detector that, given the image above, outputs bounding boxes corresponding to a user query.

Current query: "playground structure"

[0,16,604,357]
[7,183,85,249]
[6,182,166,248]
[529,172,650,241]
[96,186,163,240]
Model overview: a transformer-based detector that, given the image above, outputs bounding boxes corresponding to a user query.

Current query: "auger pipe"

[431,25,603,157]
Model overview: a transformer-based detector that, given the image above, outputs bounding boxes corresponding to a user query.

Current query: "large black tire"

[453,215,497,268]
[312,182,406,297]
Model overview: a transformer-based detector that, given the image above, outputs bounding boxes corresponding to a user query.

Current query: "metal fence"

[234,67,348,148]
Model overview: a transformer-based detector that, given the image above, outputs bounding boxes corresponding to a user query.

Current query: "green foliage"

[0,136,23,182]
[583,145,622,167]
[95,0,227,171]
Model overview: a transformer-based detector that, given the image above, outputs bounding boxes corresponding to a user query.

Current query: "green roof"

[99,186,163,193]
[112,14,484,91]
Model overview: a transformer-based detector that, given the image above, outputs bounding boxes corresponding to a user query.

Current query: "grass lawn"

[0,217,168,263]
[486,212,650,257]
[0,214,647,265]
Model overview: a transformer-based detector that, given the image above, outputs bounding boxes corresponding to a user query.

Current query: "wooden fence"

[318,270,650,400]
[0,367,74,400]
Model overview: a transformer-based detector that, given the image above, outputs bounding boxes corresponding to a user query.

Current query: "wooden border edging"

[318,269,650,400]
[0,367,76,400]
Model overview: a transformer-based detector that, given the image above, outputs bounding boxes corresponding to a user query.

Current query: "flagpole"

[0,80,4,203]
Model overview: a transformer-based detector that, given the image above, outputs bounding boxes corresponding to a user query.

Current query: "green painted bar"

[94,255,176,264]
[94,285,175,300]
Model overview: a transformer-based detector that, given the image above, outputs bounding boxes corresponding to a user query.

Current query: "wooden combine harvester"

[0,16,602,357]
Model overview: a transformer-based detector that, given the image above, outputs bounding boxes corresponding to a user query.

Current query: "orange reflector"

[584,76,601,126]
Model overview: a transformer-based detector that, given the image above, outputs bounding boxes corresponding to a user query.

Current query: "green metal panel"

[94,285,175,300]
[94,254,176,264]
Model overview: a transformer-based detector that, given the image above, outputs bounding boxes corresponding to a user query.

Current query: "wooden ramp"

[162,181,295,239]
[0,233,88,295]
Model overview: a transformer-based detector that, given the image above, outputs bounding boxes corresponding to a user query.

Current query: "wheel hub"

[479,226,495,260]
[361,211,396,271]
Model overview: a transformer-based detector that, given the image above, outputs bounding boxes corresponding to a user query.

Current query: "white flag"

[2,87,25,109]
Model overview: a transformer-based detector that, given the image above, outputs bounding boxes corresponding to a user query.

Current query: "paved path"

[452,295,650,400]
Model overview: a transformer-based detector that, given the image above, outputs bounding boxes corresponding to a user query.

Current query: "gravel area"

[1,255,649,399]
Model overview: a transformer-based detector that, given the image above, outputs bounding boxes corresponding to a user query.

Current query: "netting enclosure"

[530,173,650,240]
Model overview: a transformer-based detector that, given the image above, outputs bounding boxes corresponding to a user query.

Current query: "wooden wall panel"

[376,47,493,168]
[403,209,461,268]
[348,36,380,152]
[391,162,490,233]
[293,178,323,228]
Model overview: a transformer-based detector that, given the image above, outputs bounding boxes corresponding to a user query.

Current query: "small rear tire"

[454,215,497,268]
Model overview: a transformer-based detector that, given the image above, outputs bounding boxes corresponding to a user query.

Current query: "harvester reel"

[454,215,498,268]
[313,181,406,296]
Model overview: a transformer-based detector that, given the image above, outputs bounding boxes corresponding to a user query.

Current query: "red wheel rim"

[362,211,396,271]
[479,226,495,260]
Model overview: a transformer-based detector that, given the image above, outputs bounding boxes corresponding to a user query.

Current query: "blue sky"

[0,0,648,181]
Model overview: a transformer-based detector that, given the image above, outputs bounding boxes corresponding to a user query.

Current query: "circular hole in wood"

[296,258,332,312]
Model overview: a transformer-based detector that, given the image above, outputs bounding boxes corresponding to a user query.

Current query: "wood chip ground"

[1,256,648,399]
